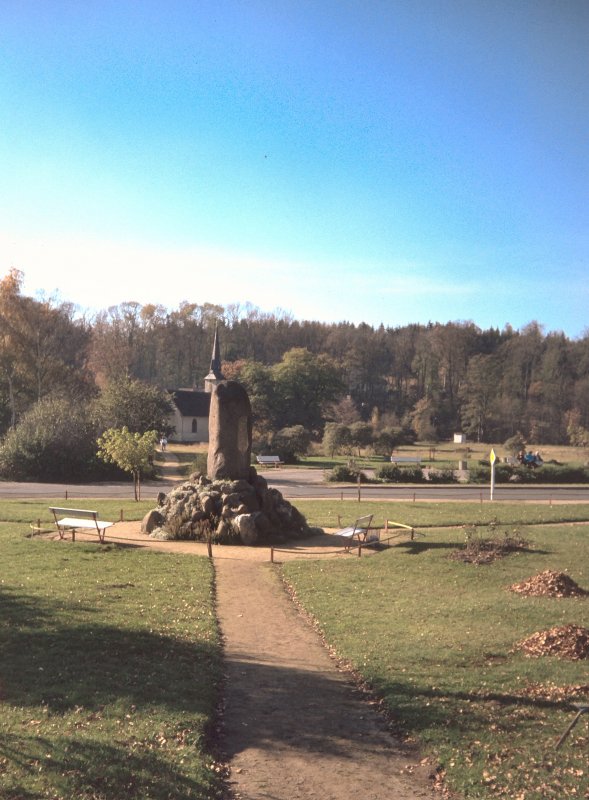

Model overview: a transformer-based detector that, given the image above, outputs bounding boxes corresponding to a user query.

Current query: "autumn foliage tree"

[0,269,94,433]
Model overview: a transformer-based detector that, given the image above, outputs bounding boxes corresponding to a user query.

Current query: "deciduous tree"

[97,427,158,500]
[93,377,173,435]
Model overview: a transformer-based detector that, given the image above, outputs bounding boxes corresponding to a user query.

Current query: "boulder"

[141,509,163,534]
[233,513,259,546]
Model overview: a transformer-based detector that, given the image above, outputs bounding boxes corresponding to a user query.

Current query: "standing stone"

[207,381,253,481]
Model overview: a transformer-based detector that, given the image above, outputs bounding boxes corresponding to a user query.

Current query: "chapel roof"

[170,389,211,417]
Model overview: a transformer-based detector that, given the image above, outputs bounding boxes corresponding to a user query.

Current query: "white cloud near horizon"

[0,230,483,326]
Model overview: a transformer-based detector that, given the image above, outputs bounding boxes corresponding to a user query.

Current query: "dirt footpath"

[51,522,436,798]
[216,558,435,800]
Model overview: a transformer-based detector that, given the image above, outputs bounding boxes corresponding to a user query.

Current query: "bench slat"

[49,507,99,517]
[57,517,113,530]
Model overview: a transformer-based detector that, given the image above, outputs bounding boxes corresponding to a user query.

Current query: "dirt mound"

[515,625,589,660]
[509,570,588,598]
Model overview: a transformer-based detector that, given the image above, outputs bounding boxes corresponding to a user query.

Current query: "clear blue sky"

[1,1,587,336]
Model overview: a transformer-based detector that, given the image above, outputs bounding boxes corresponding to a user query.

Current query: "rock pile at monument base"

[142,469,313,546]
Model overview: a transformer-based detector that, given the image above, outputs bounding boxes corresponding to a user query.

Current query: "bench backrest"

[257,455,281,462]
[49,507,98,520]
[353,514,373,532]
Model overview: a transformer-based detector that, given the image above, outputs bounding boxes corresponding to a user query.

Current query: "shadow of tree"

[0,588,218,714]
[0,732,210,800]
[219,654,569,763]
[1,586,221,798]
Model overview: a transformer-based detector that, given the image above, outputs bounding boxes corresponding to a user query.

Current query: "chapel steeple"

[204,323,224,392]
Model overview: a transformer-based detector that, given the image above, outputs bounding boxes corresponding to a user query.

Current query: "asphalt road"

[1,468,589,503]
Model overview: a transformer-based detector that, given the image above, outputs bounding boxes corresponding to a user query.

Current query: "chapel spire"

[204,323,224,392]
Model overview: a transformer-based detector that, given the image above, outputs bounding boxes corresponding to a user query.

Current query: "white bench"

[256,455,283,468]
[336,514,380,551]
[390,456,422,464]
[49,507,114,543]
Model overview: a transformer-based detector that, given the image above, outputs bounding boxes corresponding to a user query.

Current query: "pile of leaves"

[514,625,589,660]
[519,681,589,703]
[509,569,588,597]
[451,524,530,564]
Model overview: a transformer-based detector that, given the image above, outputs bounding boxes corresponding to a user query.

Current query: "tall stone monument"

[141,339,312,545]
[207,380,253,481]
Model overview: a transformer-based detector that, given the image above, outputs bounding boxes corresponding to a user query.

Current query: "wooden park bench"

[256,455,283,468]
[49,507,114,543]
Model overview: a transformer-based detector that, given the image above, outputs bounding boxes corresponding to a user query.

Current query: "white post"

[489,448,497,501]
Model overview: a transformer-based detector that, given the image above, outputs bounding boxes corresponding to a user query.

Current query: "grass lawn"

[300,441,589,471]
[294,499,589,531]
[283,519,589,799]
[3,496,589,799]
[0,505,224,800]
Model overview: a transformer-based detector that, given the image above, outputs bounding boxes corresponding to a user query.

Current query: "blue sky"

[1,1,587,336]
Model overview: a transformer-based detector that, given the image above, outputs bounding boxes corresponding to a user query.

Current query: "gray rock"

[222,492,241,508]
[215,518,235,543]
[141,509,163,534]
[234,513,259,545]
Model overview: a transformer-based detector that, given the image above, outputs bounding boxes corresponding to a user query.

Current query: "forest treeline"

[1,268,589,447]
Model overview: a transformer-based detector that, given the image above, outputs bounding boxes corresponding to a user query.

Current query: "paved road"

[1,468,589,503]
[267,470,589,502]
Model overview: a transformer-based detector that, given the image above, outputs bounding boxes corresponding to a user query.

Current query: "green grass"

[3,498,154,526]
[301,440,589,472]
[300,454,388,470]
[0,518,223,799]
[4,495,589,798]
[283,523,589,799]
[295,499,589,530]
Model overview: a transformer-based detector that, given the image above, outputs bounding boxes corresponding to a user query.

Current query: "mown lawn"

[0,510,223,800]
[295,499,589,530]
[283,520,589,799]
[3,496,589,799]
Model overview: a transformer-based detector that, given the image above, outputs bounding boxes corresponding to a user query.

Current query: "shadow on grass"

[220,655,570,762]
[394,540,464,555]
[0,732,214,800]
[0,587,218,715]
[393,540,550,558]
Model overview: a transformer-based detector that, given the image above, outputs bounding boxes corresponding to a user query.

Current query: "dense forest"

[1,268,588,448]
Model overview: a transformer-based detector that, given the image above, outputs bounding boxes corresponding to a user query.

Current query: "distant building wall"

[168,408,209,443]
[167,389,211,443]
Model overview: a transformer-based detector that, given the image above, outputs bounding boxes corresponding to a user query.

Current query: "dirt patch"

[509,570,588,598]
[450,526,530,564]
[514,625,589,660]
